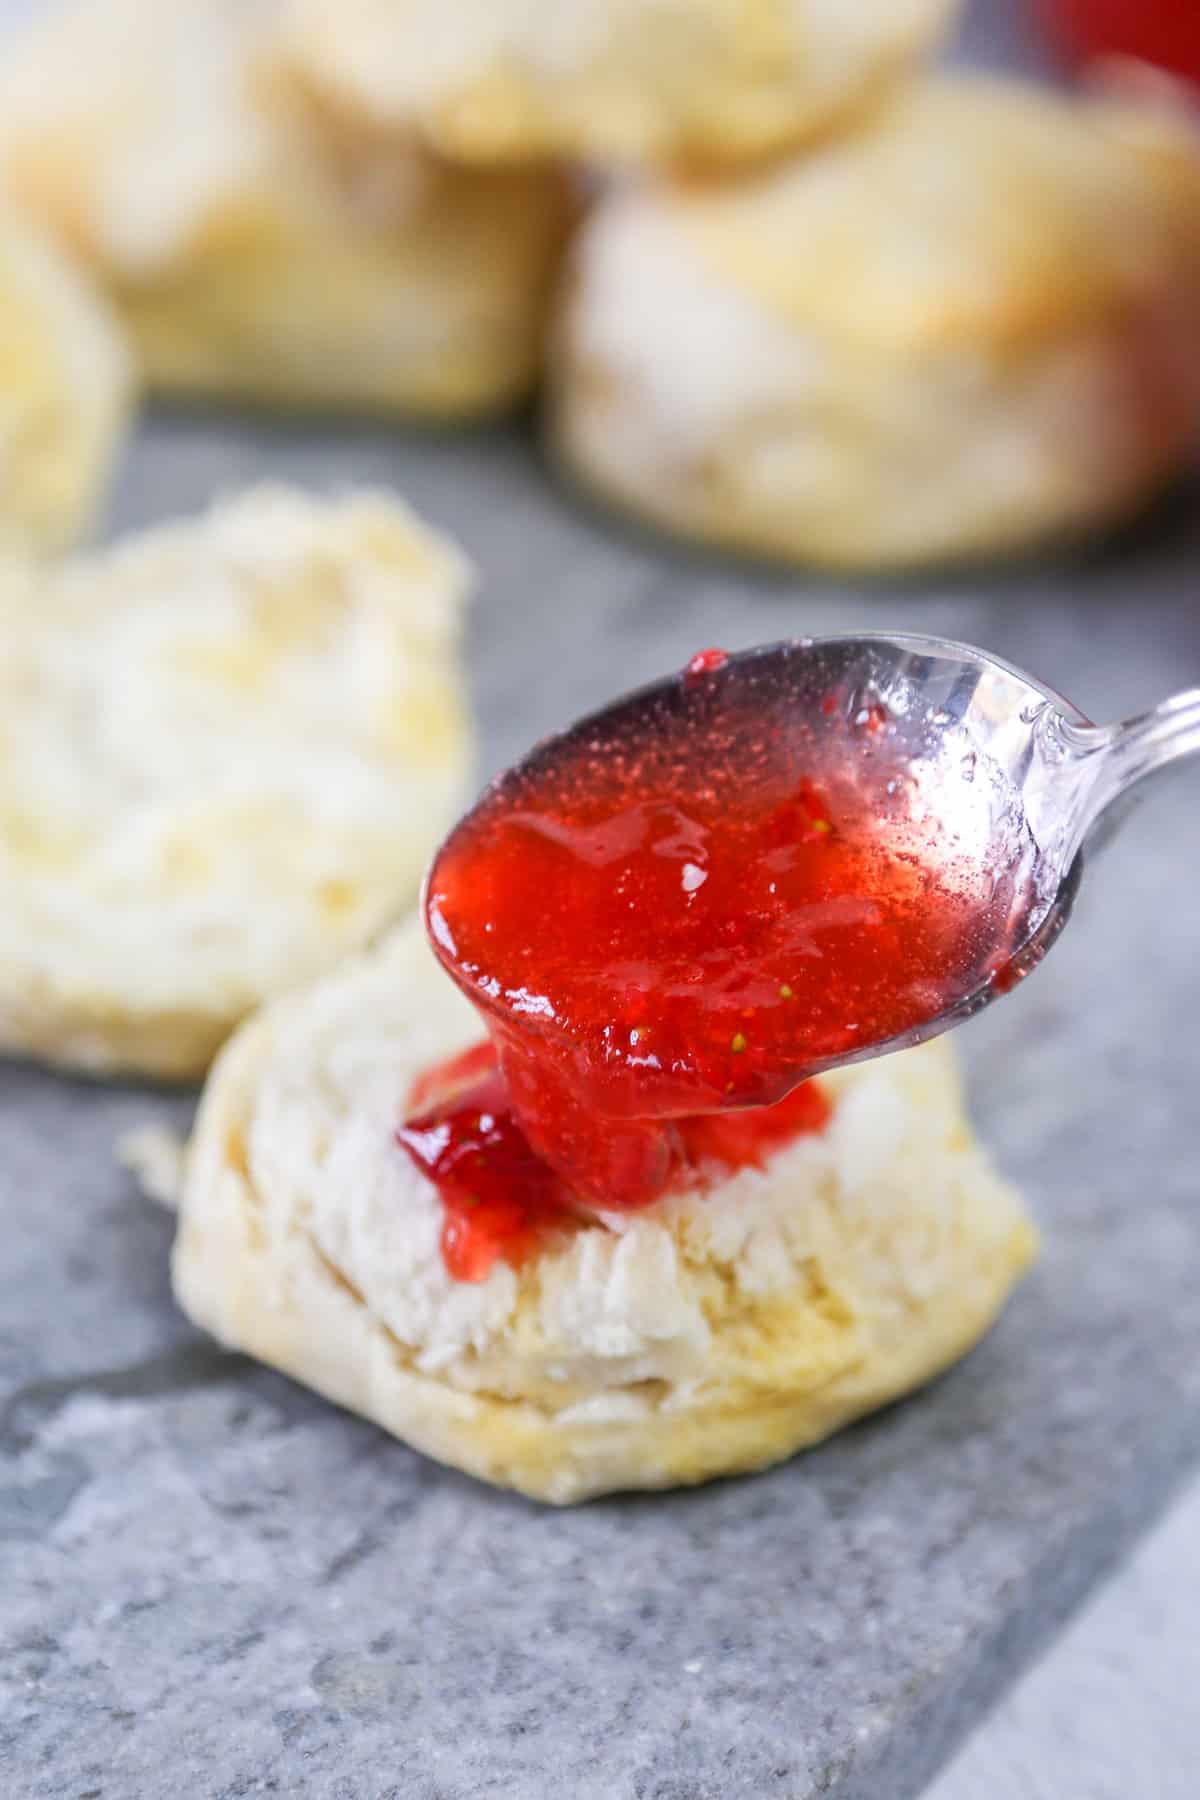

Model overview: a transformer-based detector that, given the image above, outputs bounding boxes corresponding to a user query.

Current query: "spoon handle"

[1062,688,1200,855]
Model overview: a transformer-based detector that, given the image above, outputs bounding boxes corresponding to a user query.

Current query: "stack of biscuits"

[2,0,1199,568]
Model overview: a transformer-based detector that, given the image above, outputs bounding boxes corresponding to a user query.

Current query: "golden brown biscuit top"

[0,0,574,298]
[663,76,1200,349]
[275,0,961,167]
[0,0,283,268]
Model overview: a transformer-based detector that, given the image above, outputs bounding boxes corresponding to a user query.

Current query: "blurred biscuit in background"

[0,485,472,1081]
[0,0,573,418]
[550,74,1200,572]
[0,208,133,551]
[275,0,961,171]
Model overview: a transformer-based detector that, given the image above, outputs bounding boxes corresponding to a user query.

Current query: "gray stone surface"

[1,407,1199,1800]
[929,1472,1200,1800]
[3,3,1199,1789]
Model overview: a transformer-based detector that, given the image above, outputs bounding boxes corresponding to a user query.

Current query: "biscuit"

[173,919,1036,1504]
[0,486,472,1080]
[549,76,1200,570]
[276,0,960,170]
[0,209,133,552]
[0,0,572,417]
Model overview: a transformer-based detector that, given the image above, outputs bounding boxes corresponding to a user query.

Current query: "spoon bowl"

[454,637,1085,1057]
[540,632,1092,1064]
[424,632,1198,1203]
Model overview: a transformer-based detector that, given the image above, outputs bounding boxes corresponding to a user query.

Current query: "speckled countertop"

[3,4,1200,1797]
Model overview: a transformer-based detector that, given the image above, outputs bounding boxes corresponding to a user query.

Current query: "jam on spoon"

[402,633,1200,1280]
[400,639,1043,1278]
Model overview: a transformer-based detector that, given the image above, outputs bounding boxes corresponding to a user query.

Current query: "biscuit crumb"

[118,1125,188,1211]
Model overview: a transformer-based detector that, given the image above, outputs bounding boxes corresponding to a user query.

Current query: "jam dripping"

[685,646,731,683]
[399,1041,832,1282]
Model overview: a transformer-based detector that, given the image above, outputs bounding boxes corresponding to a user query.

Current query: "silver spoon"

[700,633,1198,1055]
[464,633,1200,1070]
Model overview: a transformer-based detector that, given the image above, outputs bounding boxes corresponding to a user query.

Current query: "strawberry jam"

[398,1044,575,1282]
[399,1040,832,1282]
[402,641,1031,1273]
[685,646,731,682]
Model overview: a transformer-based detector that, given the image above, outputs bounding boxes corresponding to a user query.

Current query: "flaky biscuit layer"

[0,486,471,1079]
